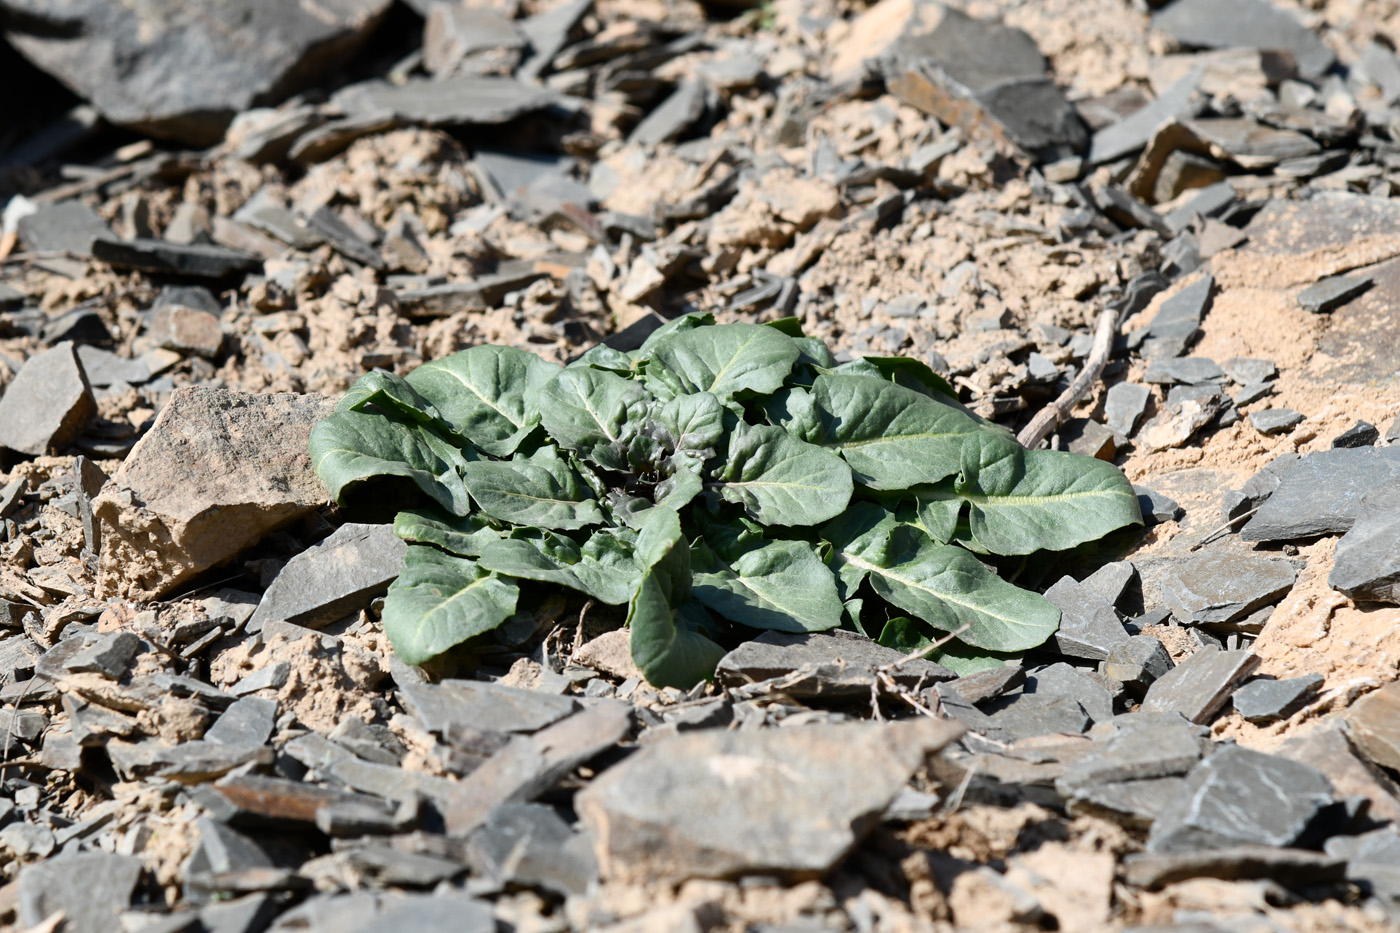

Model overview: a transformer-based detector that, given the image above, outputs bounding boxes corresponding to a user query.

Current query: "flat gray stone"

[629,80,707,148]
[1186,117,1319,167]
[1142,274,1213,359]
[1344,680,1400,773]
[1146,745,1337,853]
[1104,382,1150,436]
[575,718,962,883]
[205,696,277,748]
[936,663,1025,705]
[92,238,259,279]
[1081,561,1137,609]
[466,803,597,897]
[1122,847,1344,891]
[1278,720,1400,825]
[1089,68,1207,164]
[145,306,224,359]
[353,893,494,932]
[1163,180,1236,233]
[307,207,386,272]
[62,630,140,678]
[1249,407,1304,435]
[1329,504,1400,604]
[1044,576,1129,661]
[1298,273,1374,314]
[1141,648,1260,724]
[1101,634,1174,693]
[1061,720,1204,791]
[1221,357,1276,385]
[1332,420,1379,449]
[1221,452,1299,520]
[1024,662,1114,723]
[15,200,114,257]
[248,523,406,632]
[1161,551,1297,626]
[1233,382,1273,406]
[1152,0,1335,78]
[1144,356,1225,386]
[402,680,577,736]
[1232,674,1323,724]
[1,0,391,146]
[1243,447,1400,542]
[1134,485,1182,525]
[75,346,150,388]
[17,852,143,933]
[333,75,559,127]
[1065,776,1188,831]
[0,341,95,456]
[985,694,1090,739]
[714,629,953,697]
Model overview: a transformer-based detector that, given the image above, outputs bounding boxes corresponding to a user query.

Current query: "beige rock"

[94,387,335,601]
[1345,680,1400,772]
[574,629,644,681]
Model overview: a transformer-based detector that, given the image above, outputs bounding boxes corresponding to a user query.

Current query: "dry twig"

[1016,306,1119,450]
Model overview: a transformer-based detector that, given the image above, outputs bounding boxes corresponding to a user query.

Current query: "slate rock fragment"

[306,207,386,272]
[882,6,1087,163]
[1044,576,1128,661]
[577,719,961,883]
[1333,420,1379,449]
[1146,745,1337,853]
[1329,506,1400,604]
[1243,447,1400,542]
[0,341,95,456]
[92,238,259,279]
[1144,356,1224,386]
[937,663,1025,705]
[1298,273,1374,314]
[15,200,114,257]
[248,523,406,632]
[1,0,392,145]
[145,305,225,359]
[1220,452,1297,521]
[1104,382,1150,436]
[1221,357,1276,386]
[629,80,708,148]
[205,697,277,748]
[1232,674,1323,724]
[715,629,953,697]
[985,694,1091,739]
[1278,720,1400,825]
[1081,561,1138,610]
[1101,635,1174,693]
[466,803,598,897]
[1089,69,1207,165]
[1249,408,1304,435]
[1122,847,1345,890]
[424,3,526,77]
[1141,274,1214,359]
[1151,0,1335,78]
[17,852,143,933]
[332,75,559,128]
[1345,681,1400,772]
[1024,662,1115,723]
[1161,551,1296,626]
[1133,485,1182,525]
[62,630,140,679]
[403,680,576,736]
[1141,648,1260,723]
[92,387,336,601]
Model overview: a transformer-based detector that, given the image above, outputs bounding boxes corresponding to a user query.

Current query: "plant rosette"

[310,315,1143,687]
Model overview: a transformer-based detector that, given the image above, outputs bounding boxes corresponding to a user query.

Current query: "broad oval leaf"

[787,374,983,491]
[310,409,473,515]
[646,322,800,401]
[476,531,640,605]
[394,507,502,557]
[693,539,843,633]
[462,451,605,530]
[710,421,853,527]
[953,433,1144,555]
[653,391,725,454]
[831,356,959,402]
[819,501,899,599]
[381,546,519,665]
[405,345,560,457]
[538,366,652,472]
[637,311,714,354]
[828,520,1060,652]
[627,508,723,688]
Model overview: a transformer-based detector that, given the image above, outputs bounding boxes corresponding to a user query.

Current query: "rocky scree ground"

[0,0,1398,930]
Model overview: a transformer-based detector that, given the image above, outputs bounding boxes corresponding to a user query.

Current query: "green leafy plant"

[310,315,1142,687]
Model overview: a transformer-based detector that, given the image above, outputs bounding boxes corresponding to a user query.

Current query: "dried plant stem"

[1016,306,1118,450]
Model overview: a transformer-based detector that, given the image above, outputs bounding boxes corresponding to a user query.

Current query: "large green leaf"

[394,507,502,557]
[538,366,652,472]
[310,409,473,515]
[693,539,843,633]
[786,374,983,491]
[461,449,605,530]
[381,546,519,665]
[637,311,714,354]
[709,422,853,527]
[653,392,725,454]
[915,432,1143,556]
[824,506,1060,652]
[476,530,640,605]
[627,507,725,688]
[405,345,559,457]
[831,356,959,402]
[645,322,800,401]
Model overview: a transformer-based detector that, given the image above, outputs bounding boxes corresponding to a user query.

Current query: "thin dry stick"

[884,621,973,673]
[1016,306,1119,450]
[1188,505,1264,551]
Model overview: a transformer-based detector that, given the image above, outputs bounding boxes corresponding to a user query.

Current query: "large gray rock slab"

[1345,680,1400,773]
[1044,576,1128,660]
[0,341,95,456]
[93,387,335,601]
[576,719,962,883]
[248,523,406,632]
[15,200,114,256]
[1329,504,1400,604]
[1146,745,1337,853]
[1278,720,1400,825]
[17,852,143,933]
[1160,551,1297,626]
[401,680,577,735]
[715,629,953,697]
[1,0,392,146]
[1151,0,1336,78]
[1141,648,1259,723]
[92,238,259,279]
[883,5,1086,163]
[1242,447,1400,542]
